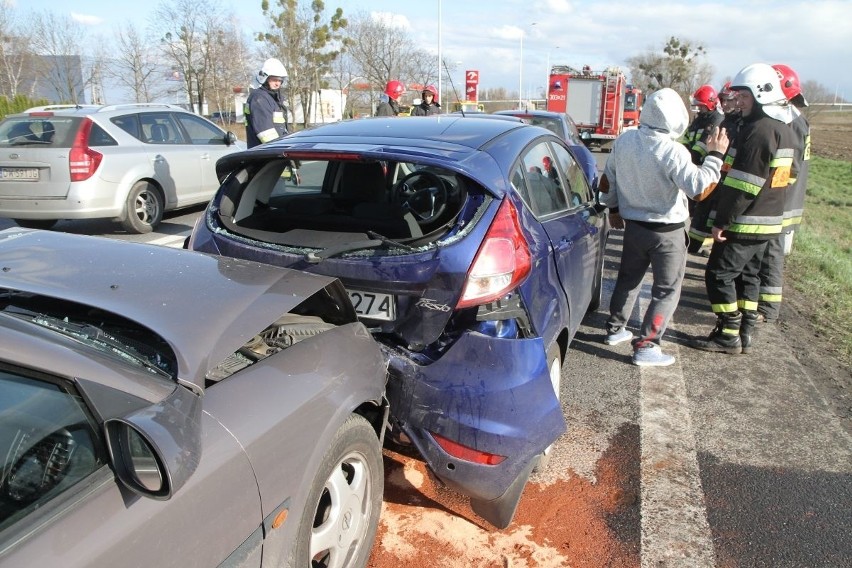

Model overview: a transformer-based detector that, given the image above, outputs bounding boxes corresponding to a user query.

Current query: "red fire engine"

[547,65,629,150]
[623,85,643,128]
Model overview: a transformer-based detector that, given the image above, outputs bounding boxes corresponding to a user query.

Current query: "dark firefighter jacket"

[712,108,797,241]
[245,86,288,148]
[783,108,811,231]
[682,110,725,165]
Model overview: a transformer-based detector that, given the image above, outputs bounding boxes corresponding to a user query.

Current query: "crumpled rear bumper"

[384,331,566,527]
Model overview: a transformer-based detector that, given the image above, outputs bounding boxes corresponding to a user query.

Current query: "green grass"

[785,156,852,363]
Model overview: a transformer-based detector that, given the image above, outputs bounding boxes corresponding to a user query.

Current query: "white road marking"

[631,284,715,566]
[146,234,187,248]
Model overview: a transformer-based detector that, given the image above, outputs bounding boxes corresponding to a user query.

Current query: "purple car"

[187,115,609,528]
[0,229,387,567]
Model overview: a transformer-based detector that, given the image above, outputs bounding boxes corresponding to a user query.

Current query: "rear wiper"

[305,232,415,264]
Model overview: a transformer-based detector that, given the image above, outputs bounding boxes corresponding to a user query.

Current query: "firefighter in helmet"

[687,82,742,255]
[754,64,811,323]
[690,63,796,355]
[682,85,724,165]
[375,80,406,116]
[245,58,290,148]
[411,85,441,116]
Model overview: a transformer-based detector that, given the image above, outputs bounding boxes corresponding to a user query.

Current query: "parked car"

[0,103,245,233]
[187,115,609,528]
[0,228,387,567]
[492,109,599,187]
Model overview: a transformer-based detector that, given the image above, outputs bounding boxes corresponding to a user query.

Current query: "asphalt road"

[2,162,849,565]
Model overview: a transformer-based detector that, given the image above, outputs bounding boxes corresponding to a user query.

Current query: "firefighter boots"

[740,310,759,354]
[689,311,743,354]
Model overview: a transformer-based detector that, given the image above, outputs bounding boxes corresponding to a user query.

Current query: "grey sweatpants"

[606,221,688,346]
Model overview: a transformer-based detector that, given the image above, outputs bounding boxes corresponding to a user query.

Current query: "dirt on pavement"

[366,111,852,568]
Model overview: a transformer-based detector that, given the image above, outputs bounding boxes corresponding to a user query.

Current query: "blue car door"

[518,140,602,332]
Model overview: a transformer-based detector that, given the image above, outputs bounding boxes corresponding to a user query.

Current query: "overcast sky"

[20,0,852,102]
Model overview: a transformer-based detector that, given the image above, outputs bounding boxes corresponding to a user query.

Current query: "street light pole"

[519,22,536,110]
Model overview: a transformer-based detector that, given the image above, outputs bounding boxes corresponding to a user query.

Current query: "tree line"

[0,2,834,125]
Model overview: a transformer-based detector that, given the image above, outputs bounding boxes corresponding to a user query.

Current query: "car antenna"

[442,59,465,117]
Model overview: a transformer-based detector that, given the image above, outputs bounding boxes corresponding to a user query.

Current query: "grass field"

[786,155,852,364]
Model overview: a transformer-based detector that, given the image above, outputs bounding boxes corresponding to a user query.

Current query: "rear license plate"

[348,289,396,321]
[0,168,39,181]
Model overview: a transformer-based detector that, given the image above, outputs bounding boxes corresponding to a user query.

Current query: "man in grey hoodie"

[599,88,728,366]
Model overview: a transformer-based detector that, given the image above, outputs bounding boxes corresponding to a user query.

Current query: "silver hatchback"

[0,104,245,233]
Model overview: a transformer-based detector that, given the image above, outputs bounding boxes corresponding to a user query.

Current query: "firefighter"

[682,85,724,164]
[599,88,726,367]
[375,80,405,116]
[411,85,441,116]
[244,58,290,148]
[755,64,811,323]
[690,63,796,355]
[687,82,742,255]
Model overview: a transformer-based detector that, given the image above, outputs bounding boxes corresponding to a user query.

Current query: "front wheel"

[122,181,163,234]
[292,414,383,568]
[533,343,563,474]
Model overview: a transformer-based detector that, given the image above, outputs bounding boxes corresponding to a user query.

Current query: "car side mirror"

[225,131,238,146]
[104,385,202,500]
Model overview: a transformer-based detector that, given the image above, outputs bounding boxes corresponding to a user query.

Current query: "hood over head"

[639,88,690,139]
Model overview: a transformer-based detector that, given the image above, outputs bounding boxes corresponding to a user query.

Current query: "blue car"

[492,109,600,188]
[187,115,608,528]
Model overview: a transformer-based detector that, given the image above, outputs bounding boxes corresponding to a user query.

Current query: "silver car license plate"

[348,289,396,321]
[0,168,39,181]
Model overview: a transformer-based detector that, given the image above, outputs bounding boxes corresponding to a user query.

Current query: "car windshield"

[0,290,176,379]
[0,117,82,148]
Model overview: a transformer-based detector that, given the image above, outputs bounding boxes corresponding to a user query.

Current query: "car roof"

[219,115,554,192]
[0,229,343,390]
[19,103,193,117]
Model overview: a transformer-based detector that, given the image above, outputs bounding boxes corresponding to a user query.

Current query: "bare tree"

[154,0,227,113]
[108,22,170,103]
[257,0,348,127]
[0,2,37,98]
[203,17,252,121]
[342,12,423,112]
[626,36,713,99]
[29,12,102,104]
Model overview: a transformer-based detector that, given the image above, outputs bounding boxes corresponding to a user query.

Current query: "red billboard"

[465,70,479,102]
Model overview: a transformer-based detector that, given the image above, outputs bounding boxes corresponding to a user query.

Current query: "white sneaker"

[632,343,675,367]
[605,327,634,345]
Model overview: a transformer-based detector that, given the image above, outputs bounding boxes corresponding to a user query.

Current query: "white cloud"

[370,11,411,30]
[71,12,104,26]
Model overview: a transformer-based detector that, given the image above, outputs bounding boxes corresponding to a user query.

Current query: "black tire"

[13,219,58,230]
[292,414,383,568]
[533,343,562,474]
[122,181,163,234]
[587,255,604,313]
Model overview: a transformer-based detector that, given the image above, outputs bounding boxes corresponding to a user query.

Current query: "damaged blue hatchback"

[187,115,608,528]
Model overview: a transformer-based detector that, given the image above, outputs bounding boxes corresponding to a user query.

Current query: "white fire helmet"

[730,63,792,123]
[256,58,288,86]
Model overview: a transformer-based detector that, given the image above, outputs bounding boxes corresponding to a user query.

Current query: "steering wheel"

[392,171,448,226]
[3,428,76,503]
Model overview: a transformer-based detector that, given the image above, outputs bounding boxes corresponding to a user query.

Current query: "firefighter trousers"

[607,222,688,345]
[757,233,784,321]
[706,239,768,314]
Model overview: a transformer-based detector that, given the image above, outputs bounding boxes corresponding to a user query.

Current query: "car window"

[138,112,185,145]
[88,122,118,147]
[175,113,227,145]
[520,141,568,217]
[528,117,561,137]
[561,115,583,146]
[111,114,142,140]
[550,142,592,207]
[0,367,104,533]
[0,117,82,148]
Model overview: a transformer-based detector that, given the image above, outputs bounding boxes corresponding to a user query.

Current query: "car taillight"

[69,118,102,182]
[457,199,531,309]
[430,432,506,465]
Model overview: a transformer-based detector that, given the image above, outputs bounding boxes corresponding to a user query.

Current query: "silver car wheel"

[122,181,163,234]
[295,414,383,568]
[534,343,562,473]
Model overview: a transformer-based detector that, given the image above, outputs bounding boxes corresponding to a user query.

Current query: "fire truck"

[547,65,629,150]
[623,85,643,128]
